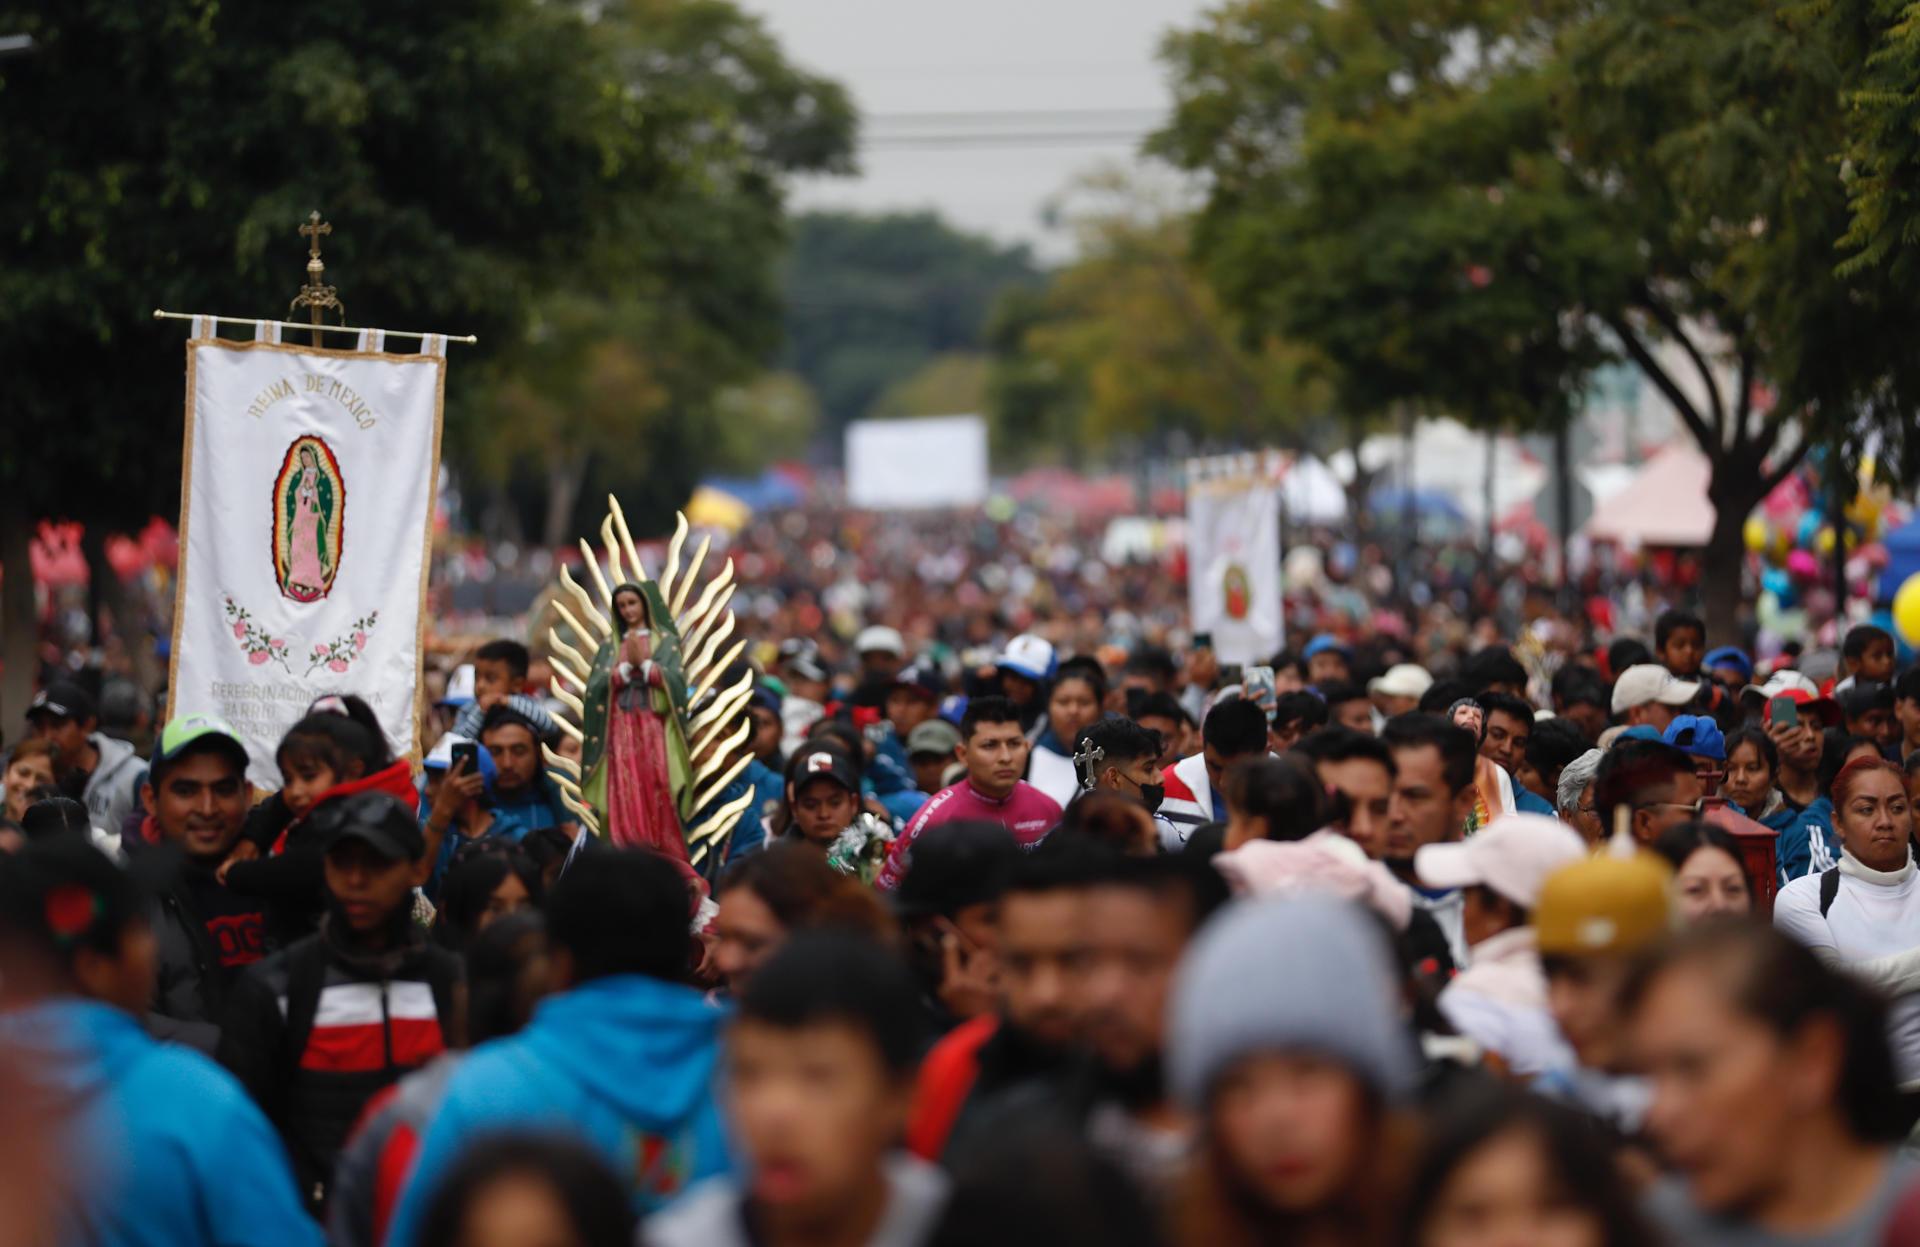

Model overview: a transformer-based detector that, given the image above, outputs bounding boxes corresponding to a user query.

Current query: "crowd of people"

[13,570,1920,1247]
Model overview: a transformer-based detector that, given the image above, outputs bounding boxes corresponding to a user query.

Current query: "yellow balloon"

[1816,526,1836,555]
[1896,573,1920,646]
[1771,529,1793,562]
[1743,516,1769,553]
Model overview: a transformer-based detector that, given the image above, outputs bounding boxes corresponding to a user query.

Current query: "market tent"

[1278,455,1348,525]
[1330,417,1548,526]
[1580,444,1715,546]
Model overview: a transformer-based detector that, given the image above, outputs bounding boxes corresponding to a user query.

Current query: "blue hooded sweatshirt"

[387,975,731,1247]
[0,998,318,1247]
[1774,796,1839,886]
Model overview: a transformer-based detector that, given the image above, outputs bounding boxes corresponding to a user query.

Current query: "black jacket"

[217,909,460,1215]
[124,829,265,1054]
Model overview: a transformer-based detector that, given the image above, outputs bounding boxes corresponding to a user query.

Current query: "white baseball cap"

[1610,664,1700,715]
[1415,814,1588,910]
[854,626,905,657]
[996,633,1057,682]
[437,663,476,708]
[1367,663,1434,701]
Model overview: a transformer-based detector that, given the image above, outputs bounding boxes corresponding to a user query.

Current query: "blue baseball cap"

[1702,647,1753,683]
[1303,633,1351,661]
[1662,715,1726,761]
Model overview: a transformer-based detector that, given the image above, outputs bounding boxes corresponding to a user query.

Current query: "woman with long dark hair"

[709,841,893,995]
[1652,821,1754,925]
[415,1134,632,1247]
[1402,1083,1664,1247]
[1634,920,1913,1242]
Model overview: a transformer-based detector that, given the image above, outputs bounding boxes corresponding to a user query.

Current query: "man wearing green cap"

[126,714,261,1053]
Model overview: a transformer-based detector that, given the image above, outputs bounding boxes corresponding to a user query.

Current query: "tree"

[869,354,992,420]
[1154,0,1920,639]
[985,172,1333,467]
[0,0,850,727]
[780,211,1041,443]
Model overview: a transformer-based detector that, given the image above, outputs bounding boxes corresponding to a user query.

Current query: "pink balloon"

[1786,550,1820,578]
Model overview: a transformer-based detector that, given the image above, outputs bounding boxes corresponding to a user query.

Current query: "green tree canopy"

[0,0,850,731]
[1153,0,1920,636]
[0,0,852,534]
[986,173,1334,467]
[779,210,1041,442]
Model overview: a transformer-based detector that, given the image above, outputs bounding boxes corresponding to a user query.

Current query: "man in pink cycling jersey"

[876,696,1063,891]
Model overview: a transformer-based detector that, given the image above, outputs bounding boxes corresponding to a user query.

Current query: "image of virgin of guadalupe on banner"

[1186,471,1283,665]
[167,320,447,784]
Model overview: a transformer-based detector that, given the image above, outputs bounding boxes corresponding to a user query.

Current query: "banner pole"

[291,211,344,348]
[151,312,477,346]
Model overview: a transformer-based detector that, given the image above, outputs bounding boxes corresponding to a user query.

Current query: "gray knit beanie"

[1167,894,1416,1110]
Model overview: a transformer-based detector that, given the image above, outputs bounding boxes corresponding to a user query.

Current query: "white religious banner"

[1186,464,1282,665]
[168,322,444,784]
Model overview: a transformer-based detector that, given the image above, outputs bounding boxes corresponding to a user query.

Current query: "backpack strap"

[281,936,333,1070]
[1819,867,1842,920]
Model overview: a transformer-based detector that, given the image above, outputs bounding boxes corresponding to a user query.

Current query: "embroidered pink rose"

[249,650,271,666]
[353,631,367,651]
[314,645,329,658]
[270,639,286,650]
[233,622,248,639]
[328,659,349,673]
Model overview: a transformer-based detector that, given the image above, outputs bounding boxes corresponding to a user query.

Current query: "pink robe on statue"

[287,470,326,597]
[606,641,688,865]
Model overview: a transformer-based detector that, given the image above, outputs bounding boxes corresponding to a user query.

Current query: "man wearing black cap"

[783,747,866,850]
[0,837,318,1247]
[218,792,458,1216]
[28,681,145,839]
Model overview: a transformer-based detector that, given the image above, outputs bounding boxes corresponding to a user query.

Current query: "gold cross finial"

[291,211,345,346]
[299,211,331,263]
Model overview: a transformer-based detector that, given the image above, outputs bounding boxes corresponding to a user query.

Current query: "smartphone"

[1193,632,1214,651]
[1243,665,1277,714]
[450,741,480,772]
[1769,694,1798,729]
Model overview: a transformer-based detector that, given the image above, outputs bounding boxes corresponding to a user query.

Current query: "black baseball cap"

[786,746,861,796]
[27,682,96,724]
[313,791,425,862]
[891,664,948,701]
[1839,681,1896,719]
[890,821,1020,920]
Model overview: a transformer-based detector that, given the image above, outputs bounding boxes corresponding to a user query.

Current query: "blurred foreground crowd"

[12,538,1920,1247]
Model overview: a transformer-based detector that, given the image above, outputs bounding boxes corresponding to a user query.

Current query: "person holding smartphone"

[421,738,497,899]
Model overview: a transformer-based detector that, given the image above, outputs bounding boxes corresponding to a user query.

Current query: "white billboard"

[845,415,988,510]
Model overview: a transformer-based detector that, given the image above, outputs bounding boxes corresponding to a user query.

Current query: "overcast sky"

[748,0,1212,261]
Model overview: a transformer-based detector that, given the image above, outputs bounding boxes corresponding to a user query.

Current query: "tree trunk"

[1553,422,1573,611]
[1829,448,1847,614]
[1482,426,1496,567]
[0,507,38,747]
[1705,456,1765,647]
[541,450,590,550]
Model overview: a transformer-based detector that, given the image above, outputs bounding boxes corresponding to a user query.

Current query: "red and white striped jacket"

[217,925,460,1214]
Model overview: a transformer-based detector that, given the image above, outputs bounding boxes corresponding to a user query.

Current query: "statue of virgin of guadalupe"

[579,581,694,859]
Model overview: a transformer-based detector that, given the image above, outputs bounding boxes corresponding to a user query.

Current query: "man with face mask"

[1073,718,1175,847]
